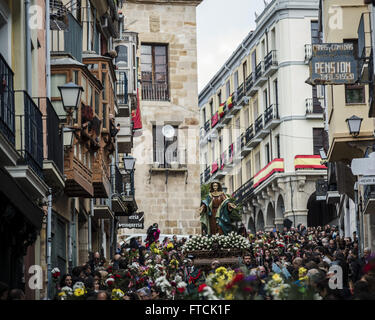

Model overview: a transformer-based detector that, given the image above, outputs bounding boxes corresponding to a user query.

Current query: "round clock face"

[162,125,175,138]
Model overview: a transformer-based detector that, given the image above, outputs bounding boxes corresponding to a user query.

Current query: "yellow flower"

[167,243,174,249]
[74,288,85,297]
[58,292,66,297]
[299,267,307,277]
[215,267,227,275]
[272,273,282,283]
[224,293,234,300]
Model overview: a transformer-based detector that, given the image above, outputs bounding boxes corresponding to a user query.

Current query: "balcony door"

[141,44,169,101]
[0,1,10,63]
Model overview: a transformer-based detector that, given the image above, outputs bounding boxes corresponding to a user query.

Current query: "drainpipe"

[88,199,93,254]
[87,1,91,51]
[46,0,51,98]
[110,156,115,257]
[25,0,31,94]
[46,188,52,299]
[354,183,362,257]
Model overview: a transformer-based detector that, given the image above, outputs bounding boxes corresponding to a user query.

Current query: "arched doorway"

[247,216,256,235]
[276,195,285,230]
[307,192,337,227]
[256,210,264,231]
[266,203,275,230]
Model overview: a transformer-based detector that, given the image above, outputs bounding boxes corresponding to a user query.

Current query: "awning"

[0,168,44,230]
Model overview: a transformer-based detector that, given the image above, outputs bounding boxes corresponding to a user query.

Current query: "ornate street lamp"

[319,148,327,160]
[346,115,363,137]
[123,155,136,174]
[58,82,84,124]
[63,127,75,148]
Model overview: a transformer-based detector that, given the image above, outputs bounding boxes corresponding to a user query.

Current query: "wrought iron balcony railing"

[204,166,210,182]
[264,50,278,70]
[255,61,264,80]
[245,73,254,93]
[236,83,245,103]
[35,97,64,174]
[16,91,44,179]
[264,104,279,125]
[114,165,124,196]
[142,82,169,101]
[255,114,264,134]
[204,119,210,133]
[305,97,324,114]
[305,44,312,62]
[0,54,15,146]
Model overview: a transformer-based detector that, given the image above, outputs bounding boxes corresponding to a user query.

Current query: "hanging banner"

[310,43,358,85]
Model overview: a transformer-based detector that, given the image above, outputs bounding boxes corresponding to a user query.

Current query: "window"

[244,109,249,128]
[203,108,206,123]
[275,135,280,158]
[115,45,128,66]
[102,72,107,100]
[226,81,231,98]
[211,141,215,163]
[313,128,324,155]
[253,99,259,119]
[141,44,169,101]
[344,39,365,104]
[274,79,278,105]
[229,175,234,194]
[255,151,261,173]
[210,100,213,117]
[153,125,178,168]
[102,103,107,129]
[237,167,242,188]
[246,160,251,180]
[264,89,268,109]
[265,143,270,163]
[95,92,99,115]
[218,90,222,106]
[243,61,247,82]
[228,125,232,145]
[234,71,239,90]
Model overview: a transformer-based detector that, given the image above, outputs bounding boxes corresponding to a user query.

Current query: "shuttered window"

[153,125,178,168]
[313,128,324,155]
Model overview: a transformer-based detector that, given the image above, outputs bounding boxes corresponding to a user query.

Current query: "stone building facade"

[199,0,337,233]
[119,0,203,236]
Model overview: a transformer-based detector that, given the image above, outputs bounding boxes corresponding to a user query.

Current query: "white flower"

[73,282,85,290]
[51,267,60,274]
[61,286,73,295]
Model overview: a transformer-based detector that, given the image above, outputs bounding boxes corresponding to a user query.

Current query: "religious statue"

[198,181,240,235]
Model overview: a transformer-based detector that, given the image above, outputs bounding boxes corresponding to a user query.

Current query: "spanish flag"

[227,95,233,109]
[132,88,143,136]
[218,103,225,118]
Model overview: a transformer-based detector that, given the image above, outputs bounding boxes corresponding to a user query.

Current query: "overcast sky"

[196,0,266,92]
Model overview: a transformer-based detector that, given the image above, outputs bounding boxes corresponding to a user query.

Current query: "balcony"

[0,54,19,166]
[264,104,280,130]
[6,91,48,201]
[117,115,133,154]
[242,124,255,151]
[235,83,248,107]
[227,144,235,168]
[112,165,127,216]
[93,157,111,198]
[141,82,169,101]
[36,97,65,190]
[240,131,251,157]
[204,165,211,183]
[116,78,130,116]
[233,178,254,204]
[121,171,137,212]
[363,185,375,215]
[264,50,278,77]
[51,12,83,62]
[305,44,312,63]
[94,198,114,220]
[253,158,284,190]
[254,61,267,87]
[305,98,324,119]
[64,151,93,198]
[358,12,372,82]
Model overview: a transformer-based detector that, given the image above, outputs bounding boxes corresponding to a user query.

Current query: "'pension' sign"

[310,43,358,85]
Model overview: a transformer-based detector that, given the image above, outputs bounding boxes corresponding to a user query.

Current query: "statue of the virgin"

[198,181,238,235]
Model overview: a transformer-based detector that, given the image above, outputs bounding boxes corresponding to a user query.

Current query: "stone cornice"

[126,0,202,6]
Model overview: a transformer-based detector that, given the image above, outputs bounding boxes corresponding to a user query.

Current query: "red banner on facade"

[132,88,143,131]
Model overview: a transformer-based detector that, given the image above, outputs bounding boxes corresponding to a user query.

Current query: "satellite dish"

[162,125,175,139]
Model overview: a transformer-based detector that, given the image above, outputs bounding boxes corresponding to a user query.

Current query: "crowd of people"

[1,224,374,300]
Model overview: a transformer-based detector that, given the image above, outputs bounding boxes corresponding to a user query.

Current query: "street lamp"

[123,155,136,173]
[346,115,363,137]
[319,148,327,160]
[63,127,75,148]
[58,82,84,124]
